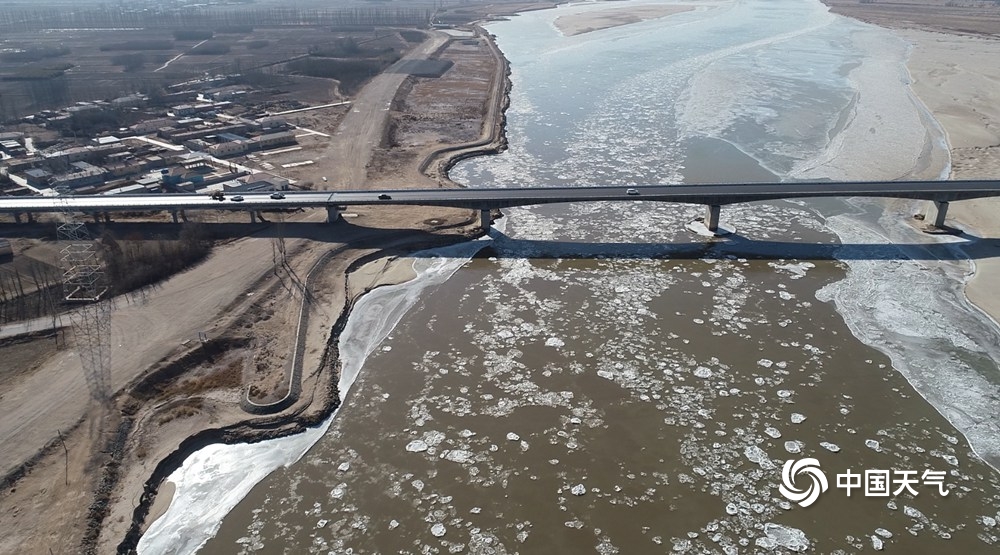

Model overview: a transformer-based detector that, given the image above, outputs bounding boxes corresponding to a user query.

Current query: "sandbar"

[554,4,695,36]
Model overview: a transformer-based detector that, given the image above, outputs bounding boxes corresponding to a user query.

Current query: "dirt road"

[322,32,450,189]
[0,233,302,478]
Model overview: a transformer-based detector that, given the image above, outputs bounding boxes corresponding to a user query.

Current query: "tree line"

[0,7,432,31]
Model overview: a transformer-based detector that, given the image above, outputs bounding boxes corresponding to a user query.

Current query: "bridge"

[2,180,999,232]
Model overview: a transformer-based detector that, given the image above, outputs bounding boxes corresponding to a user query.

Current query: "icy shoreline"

[136,239,493,555]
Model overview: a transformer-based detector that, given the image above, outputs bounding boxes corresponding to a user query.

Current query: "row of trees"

[0,7,432,31]
[100,226,211,296]
[0,258,62,324]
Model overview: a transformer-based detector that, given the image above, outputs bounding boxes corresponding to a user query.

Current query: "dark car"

[378,193,392,200]
[270,192,285,200]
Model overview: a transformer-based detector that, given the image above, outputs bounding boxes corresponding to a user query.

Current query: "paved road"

[2,180,1000,215]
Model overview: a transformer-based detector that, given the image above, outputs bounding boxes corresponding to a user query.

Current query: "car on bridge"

[626,188,639,196]
[231,195,244,202]
[270,192,285,200]
[378,193,392,200]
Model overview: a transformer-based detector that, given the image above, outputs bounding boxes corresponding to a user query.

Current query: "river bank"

[899,28,1000,325]
[0,25,514,555]
[107,27,518,555]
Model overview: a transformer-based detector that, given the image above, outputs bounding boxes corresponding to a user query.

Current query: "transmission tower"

[56,188,113,403]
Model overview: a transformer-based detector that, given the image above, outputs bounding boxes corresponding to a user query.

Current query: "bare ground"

[0,19,511,555]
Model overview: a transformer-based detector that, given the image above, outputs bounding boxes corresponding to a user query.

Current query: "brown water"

[202,212,1000,553]
[158,1,1000,552]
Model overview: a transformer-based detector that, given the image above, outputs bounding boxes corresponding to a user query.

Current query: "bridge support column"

[171,210,179,224]
[326,205,340,223]
[26,212,34,224]
[180,210,188,222]
[931,201,949,228]
[14,213,21,224]
[705,204,721,233]
[480,209,491,231]
[103,212,111,224]
[93,212,101,224]
[250,210,258,223]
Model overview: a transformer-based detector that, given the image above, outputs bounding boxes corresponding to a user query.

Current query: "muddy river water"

[140,1,1000,553]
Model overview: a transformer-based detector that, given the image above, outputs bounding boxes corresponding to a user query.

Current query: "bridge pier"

[480,209,492,231]
[931,200,949,228]
[14,213,21,224]
[250,210,258,223]
[170,209,179,224]
[326,205,340,223]
[705,204,721,233]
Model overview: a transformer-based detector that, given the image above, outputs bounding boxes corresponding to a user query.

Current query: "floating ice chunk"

[744,445,775,469]
[506,432,520,441]
[694,367,712,379]
[871,535,884,551]
[470,507,482,514]
[406,440,429,453]
[317,519,328,528]
[757,523,810,552]
[338,462,350,472]
[765,427,782,439]
[412,479,424,492]
[431,523,447,538]
[545,337,565,348]
[875,528,893,538]
[758,359,774,368]
[389,519,400,530]
[571,484,586,496]
[790,413,806,424]
[865,439,881,452]
[726,503,738,515]
[443,449,474,463]
[597,369,614,380]
[330,483,346,500]
[784,441,803,454]
[982,516,997,527]
[820,442,840,453]
[777,390,793,399]
[942,454,958,466]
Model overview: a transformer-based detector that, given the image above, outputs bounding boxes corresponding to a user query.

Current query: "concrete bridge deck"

[2,180,999,230]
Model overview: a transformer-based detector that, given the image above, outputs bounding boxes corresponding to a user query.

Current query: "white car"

[626,188,639,195]
[231,195,244,202]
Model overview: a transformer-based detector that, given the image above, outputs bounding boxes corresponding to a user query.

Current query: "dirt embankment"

[0,14,519,554]
[112,32,516,555]
[820,0,1000,36]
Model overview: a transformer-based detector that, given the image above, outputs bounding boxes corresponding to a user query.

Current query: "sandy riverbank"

[901,29,1000,323]
[553,3,695,36]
